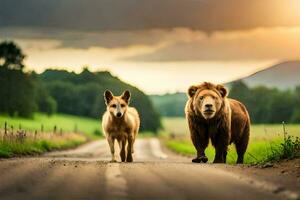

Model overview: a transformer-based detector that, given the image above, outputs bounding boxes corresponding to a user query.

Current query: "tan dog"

[102,90,140,162]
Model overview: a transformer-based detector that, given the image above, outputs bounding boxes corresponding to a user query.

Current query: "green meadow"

[0,113,102,157]
[0,132,87,158]
[0,113,102,138]
[163,117,300,164]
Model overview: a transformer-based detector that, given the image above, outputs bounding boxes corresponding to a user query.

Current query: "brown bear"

[185,82,250,164]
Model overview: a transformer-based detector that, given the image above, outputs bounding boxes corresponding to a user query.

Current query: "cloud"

[1,0,300,31]
[2,26,300,63]
[125,27,300,61]
[0,27,206,49]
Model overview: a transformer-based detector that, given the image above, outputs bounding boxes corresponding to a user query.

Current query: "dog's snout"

[205,104,213,109]
[116,112,122,117]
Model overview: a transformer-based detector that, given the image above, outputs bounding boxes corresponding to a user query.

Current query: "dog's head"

[104,90,131,118]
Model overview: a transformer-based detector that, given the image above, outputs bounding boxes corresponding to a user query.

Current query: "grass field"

[163,117,300,164]
[0,113,102,138]
[0,113,101,157]
[0,132,87,158]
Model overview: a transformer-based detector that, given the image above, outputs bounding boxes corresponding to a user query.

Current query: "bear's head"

[187,82,228,120]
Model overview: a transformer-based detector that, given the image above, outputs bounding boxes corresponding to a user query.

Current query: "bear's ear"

[121,90,131,104]
[188,86,198,98]
[104,90,114,105]
[216,84,228,98]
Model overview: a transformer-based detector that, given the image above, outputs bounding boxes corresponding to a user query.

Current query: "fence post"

[282,121,287,141]
[41,124,44,133]
[74,123,78,133]
[10,125,14,141]
[53,125,57,134]
[4,121,7,135]
[34,130,38,140]
[19,123,21,130]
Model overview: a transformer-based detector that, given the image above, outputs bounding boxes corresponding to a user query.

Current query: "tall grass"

[0,113,102,138]
[265,122,300,162]
[0,125,87,158]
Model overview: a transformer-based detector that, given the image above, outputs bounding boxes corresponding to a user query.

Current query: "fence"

[0,121,81,143]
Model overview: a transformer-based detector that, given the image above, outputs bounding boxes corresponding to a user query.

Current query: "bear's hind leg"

[223,151,227,163]
[235,125,250,164]
[236,143,246,164]
[213,146,227,163]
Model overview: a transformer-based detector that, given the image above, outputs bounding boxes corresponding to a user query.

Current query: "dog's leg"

[131,132,136,154]
[126,134,133,162]
[120,139,126,162]
[107,135,116,162]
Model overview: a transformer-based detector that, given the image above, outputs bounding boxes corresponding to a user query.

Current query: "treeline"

[150,93,187,117]
[0,41,161,132]
[39,68,161,132]
[229,81,300,124]
[151,82,300,124]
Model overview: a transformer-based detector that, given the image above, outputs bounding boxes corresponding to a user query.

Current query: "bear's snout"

[201,96,217,119]
[204,103,213,110]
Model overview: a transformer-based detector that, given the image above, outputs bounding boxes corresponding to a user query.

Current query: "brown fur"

[185,82,250,164]
[102,90,140,162]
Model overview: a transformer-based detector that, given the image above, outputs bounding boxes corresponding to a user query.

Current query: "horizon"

[25,60,278,95]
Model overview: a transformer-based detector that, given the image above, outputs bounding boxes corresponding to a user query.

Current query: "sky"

[1,0,300,94]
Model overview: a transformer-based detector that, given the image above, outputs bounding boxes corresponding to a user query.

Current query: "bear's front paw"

[213,159,224,164]
[192,156,208,163]
[192,157,202,163]
[199,156,208,163]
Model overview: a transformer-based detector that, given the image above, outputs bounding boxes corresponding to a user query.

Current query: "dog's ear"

[216,84,228,98]
[187,86,198,98]
[104,90,114,105]
[121,90,131,104]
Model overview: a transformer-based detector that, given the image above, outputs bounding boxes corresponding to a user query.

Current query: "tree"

[229,81,254,119]
[39,96,57,116]
[0,41,39,117]
[267,91,295,123]
[35,84,57,115]
[229,81,251,104]
[0,41,26,70]
[228,81,299,124]
[0,67,37,117]
[250,86,275,123]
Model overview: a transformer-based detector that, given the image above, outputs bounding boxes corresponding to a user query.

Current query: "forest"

[151,82,300,124]
[0,41,161,132]
[229,81,300,124]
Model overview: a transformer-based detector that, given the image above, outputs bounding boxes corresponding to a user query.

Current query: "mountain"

[39,69,161,132]
[227,61,300,89]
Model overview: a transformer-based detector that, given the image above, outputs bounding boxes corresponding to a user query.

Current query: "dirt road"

[0,138,299,200]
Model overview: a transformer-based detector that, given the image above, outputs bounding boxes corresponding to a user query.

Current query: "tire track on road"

[105,163,128,200]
